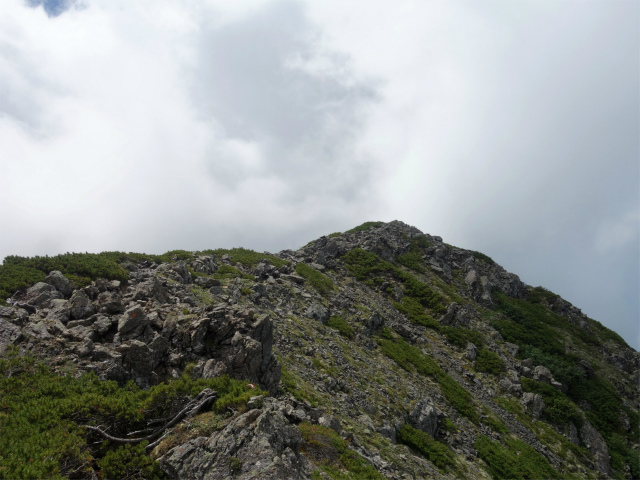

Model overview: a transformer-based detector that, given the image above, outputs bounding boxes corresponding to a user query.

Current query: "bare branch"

[84,388,217,445]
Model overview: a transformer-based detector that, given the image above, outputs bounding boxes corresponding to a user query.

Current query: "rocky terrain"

[0,220,638,479]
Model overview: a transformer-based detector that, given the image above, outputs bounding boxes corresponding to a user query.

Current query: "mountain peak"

[0,221,637,479]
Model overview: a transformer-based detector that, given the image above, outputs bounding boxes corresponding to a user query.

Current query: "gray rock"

[134,276,170,304]
[0,318,23,353]
[69,290,94,320]
[533,365,553,384]
[409,398,438,437]
[305,304,329,324]
[363,312,384,335]
[319,414,342,433]
[522,392,545,419]
[159,402,310,479]
[579,419,611,475]
[97,291,125,314]
[465,342,478,361]
[569,422,580,445]
[438,302,458,325]
[44,271,73,297]
[91,315,116,336]
[504,342,519,357]
[24,282,63,308]
[118,306,147,335]
[46,299,71,324]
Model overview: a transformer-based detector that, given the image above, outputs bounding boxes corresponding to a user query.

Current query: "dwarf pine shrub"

[0,347,263,479]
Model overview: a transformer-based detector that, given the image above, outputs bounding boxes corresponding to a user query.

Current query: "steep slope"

[0,220,637,479]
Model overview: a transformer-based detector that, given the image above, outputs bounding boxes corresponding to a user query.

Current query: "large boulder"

[579,420,612,475]
[522,392,545,419]
[69,290,94,320]
[409,398,438,437]
[0,318,23,353]
[44,271,73,297]
[305,304,329,324]
[23,282,63,308]
[118,306,147,336]
[159,400,310,480]
[133,276,170,304]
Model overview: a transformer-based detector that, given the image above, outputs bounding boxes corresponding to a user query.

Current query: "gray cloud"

[1,0,637,349]
[25,0,76,17]
[192,1,378,201]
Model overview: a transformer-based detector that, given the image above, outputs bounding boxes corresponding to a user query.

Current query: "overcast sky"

[1,0,638,349]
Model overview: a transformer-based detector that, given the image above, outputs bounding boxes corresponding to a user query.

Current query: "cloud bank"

[1,0,638,348]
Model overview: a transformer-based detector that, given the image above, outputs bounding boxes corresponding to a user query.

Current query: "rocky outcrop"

[579,420,612,475]
[159,397,312,479]
[1,220,637,480]
[1,262,280,394]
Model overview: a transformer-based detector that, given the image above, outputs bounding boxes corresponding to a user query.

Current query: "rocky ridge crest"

[0,220,638,479]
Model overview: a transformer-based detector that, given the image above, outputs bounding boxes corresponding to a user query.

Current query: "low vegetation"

[396,424,456,472]
[346,221,385,234]
[493,292,639,477]
[474,348,505,375]
[0,347,263,479]
[295,263,336,295]
[299,423,385,479]
[343,248,447,315]
[0,247,289,305]
[377,329,478,422]
[327,315,355,340]
[474,435,559,480]
[200,247,289,269]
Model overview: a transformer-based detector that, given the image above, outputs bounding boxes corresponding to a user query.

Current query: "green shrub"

[343,248,447,315]
[474,435,558,480]
[440,326,484,349]
[295,263,335,295]
[346,221,385,234]
[376,332,477,422]
[394,297,439,329]
[483,414,509,435]
[521,378,582,427]
[229,456,242,475]
[475,349,504,375]
[466,250,495,265]
[437,375,478,422]
[97,443,162,480]
[327,316,355,339]
[397,251,424,273]
[396,424,456,472]
[527,286,559,305]
[299,423,385,479]
[342,248,390,281]
[0,347,262,479]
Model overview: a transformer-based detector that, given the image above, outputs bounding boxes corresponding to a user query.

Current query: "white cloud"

[0,0,637,348]
[595,208,640,252]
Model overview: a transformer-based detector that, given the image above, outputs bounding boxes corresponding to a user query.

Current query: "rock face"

[580,420,612,475]
[160,398,311,479]
[1,220,638,480]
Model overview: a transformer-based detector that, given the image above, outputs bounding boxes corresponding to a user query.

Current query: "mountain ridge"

[0,220,637,479]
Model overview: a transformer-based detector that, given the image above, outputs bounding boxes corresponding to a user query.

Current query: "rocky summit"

[0,220,638,479]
